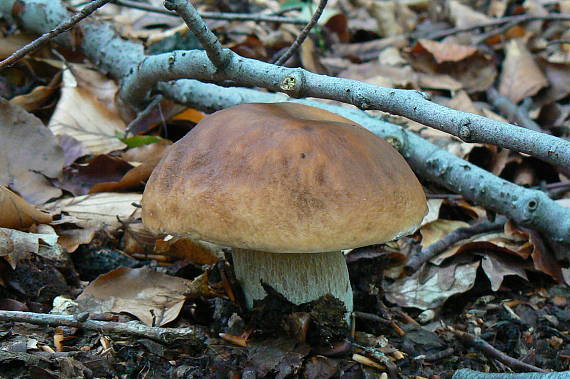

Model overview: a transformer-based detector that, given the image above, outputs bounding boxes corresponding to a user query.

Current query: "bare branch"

[163,0,230,69]
[450,328,549,373]
[405,217,506,274]
[272,0,328,66]
[424,14,570,40]
[114,0,307,24]
[0,310,205,345]
[486,88,542,133]
[0,0,113,69]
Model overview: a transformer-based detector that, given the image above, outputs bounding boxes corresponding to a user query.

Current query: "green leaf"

[120,135,162,148]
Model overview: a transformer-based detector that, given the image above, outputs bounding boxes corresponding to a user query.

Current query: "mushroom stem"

[232,249,353,316]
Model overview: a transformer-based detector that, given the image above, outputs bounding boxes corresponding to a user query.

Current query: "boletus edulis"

[142,102,427,319]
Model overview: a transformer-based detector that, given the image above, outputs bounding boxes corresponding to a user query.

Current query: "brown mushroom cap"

[142,103,427,253]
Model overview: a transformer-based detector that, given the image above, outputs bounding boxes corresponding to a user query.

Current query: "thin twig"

[0,0,113,69]
[424,14,570,41]
[472,18,521,45]
[486,87,543,133]
[272,0,328,66]
[405,217,506,274]
[354,311,405,336]
[547,39,570,46]
[0,310,205,345]
[450,328,549,373]
[164,0,230,69]
[113,0,306,24]
[124,94,163,137]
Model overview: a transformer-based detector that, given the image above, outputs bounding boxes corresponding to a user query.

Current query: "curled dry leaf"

[57,227,98,253]
[410,41,496,92]
[0,98,63,204]
[499,39,548,104]
[475,251,528,291]
[90,141,172,193]
[0,225,59,269]
[416,40,478,65]
[386,260,480,310]
[61,155,134,196]
[155,237,223,265]
[76,267,209,326]
[0,186,52,230]
[419,199,444,227]
[10,72,61,112]
[48,66,126,155]
[47,192,141,230]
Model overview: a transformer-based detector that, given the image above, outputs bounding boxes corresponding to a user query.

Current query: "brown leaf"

[46,192,141,230]
[10,72,61,112]
[155,237,223,265]
[448,1,492,29]
[60,155,133,196]
[89,161,153,193]
[386,259,480,310]
[0,186,52,230]
[300,37,329,75]
[499,39,548,104]
[0,226,59,269]
[48,66,126,154]
[90,142,172,193]
[0,33,34,59]
[57,227,97,253]
[475,251,528,291]
[416,40,478,64]
[76,267,209,326]
[410,42,496,92]
[0,98,63,204]
[420,219,470,249]
[57,134,89,167]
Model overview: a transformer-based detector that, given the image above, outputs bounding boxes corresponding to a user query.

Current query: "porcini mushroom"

[142,102,427,318]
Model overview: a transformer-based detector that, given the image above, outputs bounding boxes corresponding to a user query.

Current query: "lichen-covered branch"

[163,0,230,69]
[0,310,205,346]
[0,0,112,69]
[119,0,570,169]
[3,0,570,246]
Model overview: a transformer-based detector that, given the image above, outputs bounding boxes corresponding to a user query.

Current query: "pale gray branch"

[0,310,204,345]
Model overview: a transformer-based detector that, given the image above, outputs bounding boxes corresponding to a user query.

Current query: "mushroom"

[142,102,427,318]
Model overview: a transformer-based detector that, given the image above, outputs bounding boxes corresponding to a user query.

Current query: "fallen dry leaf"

[155,236,223,264]
[10,72,61,112]
[386,260,480,310]
[76,267,209,326]
[60,155,134,196]
[420,219,470,249]
[0,33,34,58]
[499,39,548,104]
[90,141,171,193]
[0,225,59,269]
[0,98,63,204]
[56,227,98,253]
[47,192,141,230]
[475,251,528,291]
[48,66,126,154]
[448,1,492,29]
[0,186,52,230]
[420,199,444,227]
[416,40,478,64]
